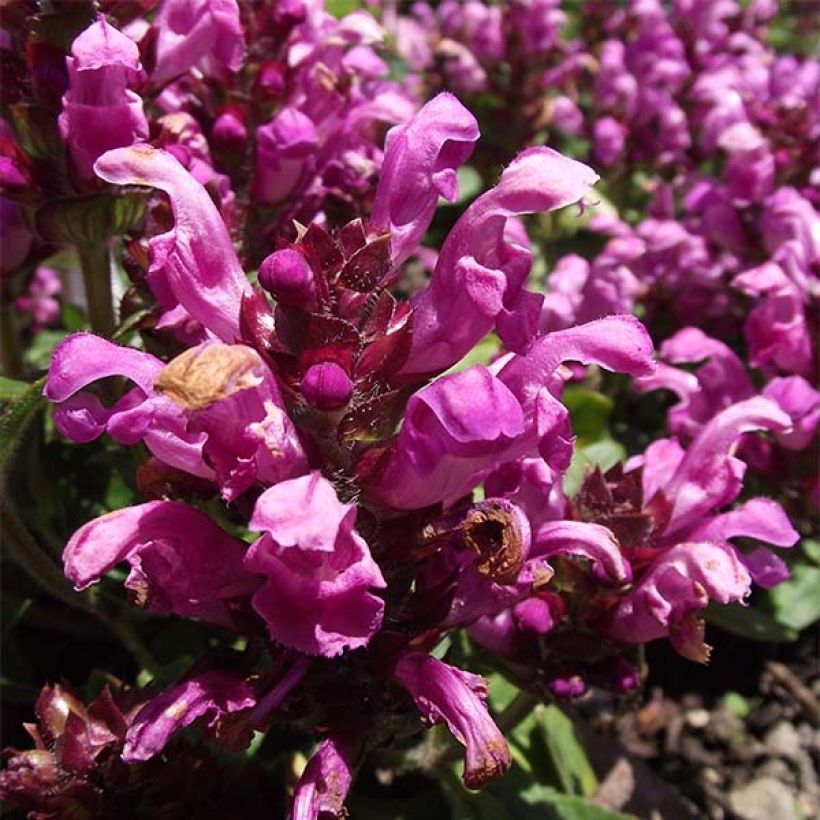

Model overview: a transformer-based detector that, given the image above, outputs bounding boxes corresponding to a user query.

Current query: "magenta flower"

[14,265,61,329]
[123,670,255,762]
[370,92,480,267]
[400,144,601,375]
[95,145,251,342]
[150,0,245,84]
[394,653,511,789]
[253,107,318,205]
[244,472,386,657]
[63,501,258,627]
[291,737,356,820]
[58,17,148,181]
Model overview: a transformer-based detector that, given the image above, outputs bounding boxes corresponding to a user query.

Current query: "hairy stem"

[78,242,115,336]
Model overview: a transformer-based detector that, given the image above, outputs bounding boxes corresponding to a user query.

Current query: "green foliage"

[0,376,46,479]
[705,601,798,643]
[441,760,633,820]
[767,561,820,632]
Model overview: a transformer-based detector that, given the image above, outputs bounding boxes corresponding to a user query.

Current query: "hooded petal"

[123,670,254,762]
[610,541,752,656]
[45,332,162,402]
[370,92,479,267]
[64,502,256,625]
[394,653,511,789]
[401,147,600,375]
[244,473,385,657]
[369,365,525,509]
[94,145,251,341]
[663,398,792,533]
[762,376,820,450]
[532,520,630,584]
[59,18,148,180]
[689,497,799,548]
[152,0,245,84]
[496,316,654,468]
[45,333,211,478]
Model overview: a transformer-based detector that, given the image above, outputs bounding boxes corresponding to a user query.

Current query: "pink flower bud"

[302,362,354,411]
[258,248,315,306]
[212,110,247,151]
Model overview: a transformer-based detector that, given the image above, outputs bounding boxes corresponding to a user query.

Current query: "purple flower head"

[610,541,751,662]
[402,146,601,375]
[151,0,245,84]
[593,117,628,166]
[394,653,511,789]
[762,376,820,451]
[636,327,754,442]
[155,342,308,500]
[45,333,209,478]
[245,472,386,657]
[14,265,61,329]
[59,17,148,181]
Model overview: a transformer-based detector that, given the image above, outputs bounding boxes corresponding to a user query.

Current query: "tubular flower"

[58,17,148,181]
[244,472,386,657]
[394,653,511,790]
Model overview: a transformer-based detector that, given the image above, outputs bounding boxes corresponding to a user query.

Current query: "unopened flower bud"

[548,674,587,700]
[258,248,316,306]
[302,362,354,411]
[608,658,642,693]
[255,61,287,98]
[212,110,247,152]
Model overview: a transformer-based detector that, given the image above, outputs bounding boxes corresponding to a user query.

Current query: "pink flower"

[244,473,386,657]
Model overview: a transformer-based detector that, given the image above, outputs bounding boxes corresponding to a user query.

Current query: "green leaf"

[0,376,30,400]
[722,692,751,719]
[443,762,635,820]
[446,333,502,375]
[514,782,634,820]
[563,387,613,442]
[454,166,483,205]
[563,438,626,497]
[801,539,820,566]
[705,601,797,643]
[527,706,598,797]
[0,376,46,479]
[767,562,820,631]
[62,302,87,332]
[325,0,359,18]
[0,495,92,611]
[23,329,68,369]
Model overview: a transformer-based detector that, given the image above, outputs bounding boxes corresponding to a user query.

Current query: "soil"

[576,628,819,819]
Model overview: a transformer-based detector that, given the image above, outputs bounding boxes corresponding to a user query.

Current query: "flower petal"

[94,145,251,341]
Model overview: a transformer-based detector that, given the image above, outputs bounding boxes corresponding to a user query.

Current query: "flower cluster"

[390,0,818,514]
[1,2,813,818]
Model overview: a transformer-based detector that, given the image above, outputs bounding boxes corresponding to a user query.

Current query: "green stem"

[496,690,539,734]
[78,242,115,336]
